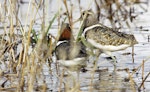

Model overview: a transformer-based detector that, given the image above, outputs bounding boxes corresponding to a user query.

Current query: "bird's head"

[74,10,99,29]
[59,23,72,41]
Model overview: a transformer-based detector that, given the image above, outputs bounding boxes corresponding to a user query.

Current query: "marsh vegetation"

[0,0,149,92]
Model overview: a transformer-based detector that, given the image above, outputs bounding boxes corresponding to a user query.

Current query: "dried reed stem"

[138,72,150,90]
[142,60,145,89]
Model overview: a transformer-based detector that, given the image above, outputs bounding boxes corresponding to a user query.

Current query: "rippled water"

[0,0,150,92]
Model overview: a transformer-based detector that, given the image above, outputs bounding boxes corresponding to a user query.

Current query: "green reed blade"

[46,12,59,35]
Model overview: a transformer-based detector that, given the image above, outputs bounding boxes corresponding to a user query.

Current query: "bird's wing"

[85,26,136,46]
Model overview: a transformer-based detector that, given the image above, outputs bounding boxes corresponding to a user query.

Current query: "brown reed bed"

[0,0,149,92]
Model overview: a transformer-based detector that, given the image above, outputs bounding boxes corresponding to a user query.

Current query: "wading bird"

[55,22,88,71]
[76,10,138,67]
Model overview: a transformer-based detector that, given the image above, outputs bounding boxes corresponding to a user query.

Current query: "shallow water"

[0,0,150,92]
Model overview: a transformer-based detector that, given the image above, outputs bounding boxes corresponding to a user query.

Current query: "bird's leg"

[93,49,102,64]
[67,70,80,91]
[104,51,117,70]
[67,70,76,87]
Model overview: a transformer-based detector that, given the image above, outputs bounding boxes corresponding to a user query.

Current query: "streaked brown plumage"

[77,10,138,64]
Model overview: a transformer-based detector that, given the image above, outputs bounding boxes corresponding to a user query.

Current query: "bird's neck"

[83,16,99,30]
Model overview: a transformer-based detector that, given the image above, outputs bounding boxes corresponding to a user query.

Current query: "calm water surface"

[0,0,150,92]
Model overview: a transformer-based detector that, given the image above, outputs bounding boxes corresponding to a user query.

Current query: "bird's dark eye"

[82,12,85,16]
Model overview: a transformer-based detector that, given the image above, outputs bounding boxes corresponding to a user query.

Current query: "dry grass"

[0,0,149,92]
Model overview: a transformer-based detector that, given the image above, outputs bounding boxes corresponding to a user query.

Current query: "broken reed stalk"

[142,60,145,89]
[131,56,150,76]
[138,72,150,91]
[132,45,135,63]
